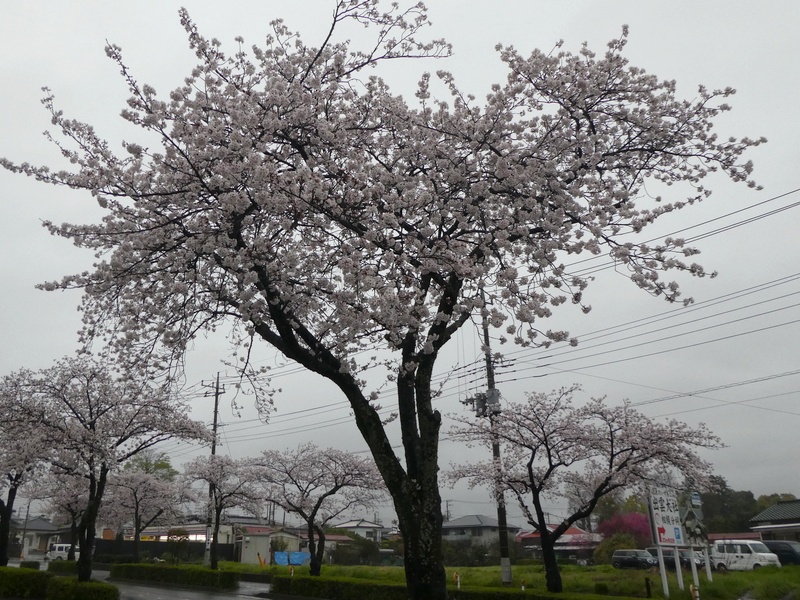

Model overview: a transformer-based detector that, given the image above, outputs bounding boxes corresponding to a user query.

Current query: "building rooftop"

[750,500,800,524]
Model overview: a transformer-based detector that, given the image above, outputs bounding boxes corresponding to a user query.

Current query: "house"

[441,514,520,546]
[234,526,302,565]
[12,516,59,558]
[750,499,800,541]
[516,524,601,561]
[331,519,385,543]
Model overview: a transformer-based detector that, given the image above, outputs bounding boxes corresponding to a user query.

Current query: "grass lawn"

[220,561,800,599]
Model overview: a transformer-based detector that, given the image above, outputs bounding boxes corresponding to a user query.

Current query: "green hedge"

[47,560,79,575]
[109,563,239,590]
[0,565,52,598]
[271,574,639,600]
[93,553,136,564]
[20,560,42,570]
[271,574,409,600]
[46,576,120,600]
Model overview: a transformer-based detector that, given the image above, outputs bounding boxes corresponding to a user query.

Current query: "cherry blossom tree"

[0,356,209,582]
[252,443,386,576]
[0,438,47,566]
[449,385,722,593]
[0,2,763,597]
[103,456,188,562]
[182,455,258,570]
[35,470,88,561]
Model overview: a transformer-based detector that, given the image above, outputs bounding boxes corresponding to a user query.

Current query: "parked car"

[647,546,705,570]
[711,539,781,571]
[612,549,658,569]
[45,543,79,561]
[761,540,800,566]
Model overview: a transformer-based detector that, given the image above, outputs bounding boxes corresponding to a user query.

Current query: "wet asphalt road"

[101,575,269,600]
[10,562,271,600]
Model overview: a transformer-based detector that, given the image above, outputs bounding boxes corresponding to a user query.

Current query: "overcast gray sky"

[2,1,799,527]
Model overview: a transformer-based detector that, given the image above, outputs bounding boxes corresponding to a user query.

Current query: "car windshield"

[634,550,652,557]
[750,542,770,553]
[785,541,800,550]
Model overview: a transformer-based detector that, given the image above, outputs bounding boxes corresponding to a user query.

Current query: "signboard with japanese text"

[649,487,685,546]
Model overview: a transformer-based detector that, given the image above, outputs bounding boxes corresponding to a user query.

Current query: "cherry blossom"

[182,454,259,570]
[0,424,48,566]
[448,385,722,593]
[0,2,761,597]
[0,356,208,581]
[102,453,187,562]
[252,443,386,576]
[33,470,88,561]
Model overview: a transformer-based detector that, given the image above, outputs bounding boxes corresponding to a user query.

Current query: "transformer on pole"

[461,292,512,585]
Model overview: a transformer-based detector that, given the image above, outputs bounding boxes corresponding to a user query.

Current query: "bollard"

[521,580,526,592]
[290,566,295,577]
[691,584,700,600]
[645,577,652,598]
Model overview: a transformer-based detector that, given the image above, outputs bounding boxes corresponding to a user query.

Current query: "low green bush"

[271,574,409,600]
[46,576,120,600]
[94,553,135,564]
[20,559,42,570]
[0,565,52,598]
[109,563,239,590]
[47,560,78,575]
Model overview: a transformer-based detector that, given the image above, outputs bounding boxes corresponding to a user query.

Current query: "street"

[8,562,271,600]
[103,577,269,600]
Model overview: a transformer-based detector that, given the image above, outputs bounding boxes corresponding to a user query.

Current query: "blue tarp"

[274,551,311,566]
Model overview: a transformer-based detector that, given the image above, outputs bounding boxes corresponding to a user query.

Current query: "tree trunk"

[132,514,141,563]
[392,452,447,600]
[254,291,457,600]
[540,533,563,593]
[69,517,79,560]
[346,363,448,600]
[211,505,223,570]
[307,523,320,576]
[396,505,446,600]
[0,486,18,567]
[76,465,109,582]
[309,525,325,576]
[135,508,162,564]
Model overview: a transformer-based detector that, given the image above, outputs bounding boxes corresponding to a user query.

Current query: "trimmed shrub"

[47,576,120,600]
[93,553,135,564]
[20,559,42,569]
[0,565,53,598]
[109,563,239,590]
[271,574,408,600]
[47,560,79,575]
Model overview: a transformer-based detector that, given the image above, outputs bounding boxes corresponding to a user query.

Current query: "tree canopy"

[0,2,762,597]
[253,443,386,575]
[449,385,721,592]
[0,356,207,581]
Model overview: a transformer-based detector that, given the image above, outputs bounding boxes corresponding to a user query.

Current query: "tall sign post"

[649,487,685,599]
[682,491,712,585]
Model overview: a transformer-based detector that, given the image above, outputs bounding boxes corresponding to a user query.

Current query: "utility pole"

[462,294,513,586]
[19,499,31,560]
[203,373,224,567]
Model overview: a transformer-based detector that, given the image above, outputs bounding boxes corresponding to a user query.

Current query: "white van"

[711,539,781,571]
[45,543,79,561]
